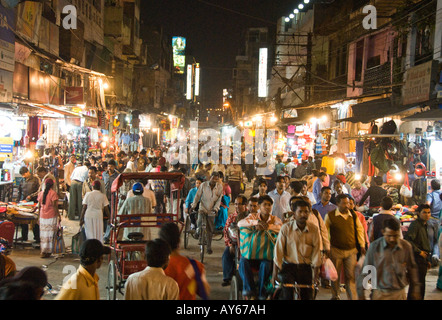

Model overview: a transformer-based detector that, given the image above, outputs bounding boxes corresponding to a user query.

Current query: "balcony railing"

[363,62,392,96]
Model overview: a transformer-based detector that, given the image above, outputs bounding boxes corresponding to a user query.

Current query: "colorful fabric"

[40,217,58,254]
[215,195,230,229]
[164,255,206,300]
[239,227,278,261]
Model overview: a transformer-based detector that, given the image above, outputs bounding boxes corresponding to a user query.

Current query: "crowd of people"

[0,148,441,300]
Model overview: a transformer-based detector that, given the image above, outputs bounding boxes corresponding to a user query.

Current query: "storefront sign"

[0,137,13,162]
[0,3,15,73]
[0,69,13,103]
[258,48,268,98]
[402,60,439,105]
[15,1,42,44]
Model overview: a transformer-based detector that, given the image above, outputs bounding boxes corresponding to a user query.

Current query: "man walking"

[404,204,432,300]
[313,172,327,204]
[191,171,224,255]
[324,194,366,300]
[273,199,322,300]
[69,160,90,220]
[312,186,337,220]
[357,218,420,300]
[63,155,76,192]
[268,176,291,221]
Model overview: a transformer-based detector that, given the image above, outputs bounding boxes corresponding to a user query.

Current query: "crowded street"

[0,0,442,305]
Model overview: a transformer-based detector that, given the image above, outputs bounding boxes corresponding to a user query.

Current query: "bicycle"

[272,281,318,300]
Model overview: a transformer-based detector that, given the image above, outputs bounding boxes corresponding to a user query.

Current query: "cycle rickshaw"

[106,172,185,300]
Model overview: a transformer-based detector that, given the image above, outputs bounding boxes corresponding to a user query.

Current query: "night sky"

[140,0,298,108]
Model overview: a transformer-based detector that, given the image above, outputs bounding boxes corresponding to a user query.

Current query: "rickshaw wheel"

[229,274,243,300]
[107,261,117,300]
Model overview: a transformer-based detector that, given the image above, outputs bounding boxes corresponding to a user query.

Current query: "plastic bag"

[321,258,338,281]
[400,174,412,198]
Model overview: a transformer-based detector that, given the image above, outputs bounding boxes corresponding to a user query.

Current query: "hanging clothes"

[46,120,59,145]
[28,116,39,143]
[355,140,364,174]
[321,156,336,174]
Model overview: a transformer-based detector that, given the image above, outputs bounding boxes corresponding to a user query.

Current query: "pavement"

[5,182,442,301]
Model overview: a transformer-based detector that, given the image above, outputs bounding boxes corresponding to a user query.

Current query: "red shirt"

[38,189,59,219]
[164,255,206,300]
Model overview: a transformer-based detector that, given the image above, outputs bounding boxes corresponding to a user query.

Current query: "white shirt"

[191,181,223,214]
[285,162,296,176]
[82,190,109,218]
[70,165,89,183]
[124,267,179,300]
[274,220,322,269]
[268,189,291,221]
[127,187,157,207]
[126,160,136,172]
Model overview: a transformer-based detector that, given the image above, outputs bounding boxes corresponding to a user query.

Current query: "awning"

[401,108,442,121]
[336,98,419,123]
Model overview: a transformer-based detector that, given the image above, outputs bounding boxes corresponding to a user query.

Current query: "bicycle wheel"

[200,216,207,263]
[184,215,190,249]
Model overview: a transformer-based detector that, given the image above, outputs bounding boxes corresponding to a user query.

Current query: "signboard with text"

[172,36,186,74]
[402,60,439,105]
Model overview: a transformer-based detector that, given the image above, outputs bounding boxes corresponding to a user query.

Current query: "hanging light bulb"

[289,13,295,19]
[293,9,299,14]
[298,3,304,9]
[304,0,310,3]
[285,17,290,22]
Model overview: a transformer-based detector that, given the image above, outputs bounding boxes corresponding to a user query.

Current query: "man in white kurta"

[118,183,152,241]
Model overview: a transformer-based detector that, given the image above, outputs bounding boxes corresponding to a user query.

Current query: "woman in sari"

[215,172,231,230]
[37,179,60,258]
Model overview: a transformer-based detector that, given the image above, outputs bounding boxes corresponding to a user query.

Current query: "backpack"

[380,120,397,134]
[412,178,427,204]
[370,144,390,173]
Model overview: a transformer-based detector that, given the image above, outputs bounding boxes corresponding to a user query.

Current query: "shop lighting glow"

[25,150,33,159]
[429,141,442,160]
[394,173,403,182]
[103,82,109,90]
[336,158,345,166]
[355,174,361,180]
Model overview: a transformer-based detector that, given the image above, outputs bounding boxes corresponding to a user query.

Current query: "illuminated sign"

[258,48,268,98]
[195,63,200,96]
[172,36,186,74]
[186,64,193,100]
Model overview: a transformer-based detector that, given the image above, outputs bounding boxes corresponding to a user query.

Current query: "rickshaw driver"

[191,171,224,255]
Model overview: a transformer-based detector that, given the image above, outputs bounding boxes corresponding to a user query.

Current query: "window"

[355,40,364,82]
